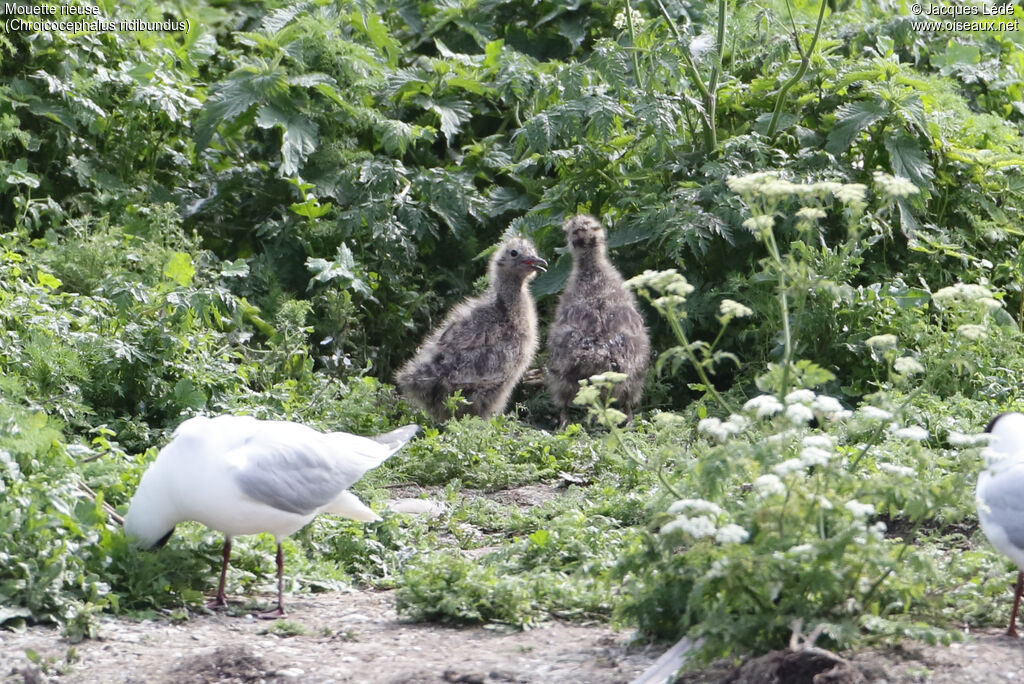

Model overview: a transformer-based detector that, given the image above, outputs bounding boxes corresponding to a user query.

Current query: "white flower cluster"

[932,282,992,303]
[785,389,816,404]
[948,430,989,448]
[754,473,786,496]
[667,498,723,516]
[719,299,754,320]
[744,394,784,418]
[626,269,694,295]
[726,173,864,205]
[784,389,816,425]
[957,324,987,341]
[802,434,834,449]
[626,270,695,313]
[742,215,774,234]
[799,446,832,467]
[697,414,750,442]
[865,334,898,351]
[892,357,924,375]
[661,514,716,539]
[773,458,804,476]
[661,500,749,545]
[613,7,645,29]
[836,184,867,205]
[857,405,893,421]
[878,462,915,477]
[891,425,928,442]
[813,395,852,420]
[872,171,919,199]
[796,207,827,221]
[786,403,814,425]
[715,523,750,544]
[844,499,875,518]
[589,371,628,386]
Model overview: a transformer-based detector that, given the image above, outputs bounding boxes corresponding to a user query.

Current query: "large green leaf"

[884,132,934,191]
[825,100,887,155]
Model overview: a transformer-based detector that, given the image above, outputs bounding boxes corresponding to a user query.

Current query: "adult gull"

[977,411,1024,636]
[124,415,419,617]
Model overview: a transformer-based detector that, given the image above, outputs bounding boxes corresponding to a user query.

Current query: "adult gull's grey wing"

[234,440,379,516]
[980,464,1024,551]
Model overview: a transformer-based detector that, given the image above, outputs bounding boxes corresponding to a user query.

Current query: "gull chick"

[977,411,1024,636]
[547,215,650,426]
[124,415,419,617]
[396,237,547,422]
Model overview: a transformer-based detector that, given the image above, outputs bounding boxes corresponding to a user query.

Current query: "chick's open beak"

[522,256,548,272]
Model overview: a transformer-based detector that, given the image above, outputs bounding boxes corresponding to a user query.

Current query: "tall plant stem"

[624,0,645,91]
[763,226,794,397]
[766,0,829,137]
[704,0,727,151]
[666,309,735,414]
[653,0,726,153]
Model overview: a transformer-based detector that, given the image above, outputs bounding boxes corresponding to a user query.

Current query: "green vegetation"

[2,0,1024,668]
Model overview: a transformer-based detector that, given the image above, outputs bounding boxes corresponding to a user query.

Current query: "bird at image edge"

[123,415,419,617]
[977,411,1024,636]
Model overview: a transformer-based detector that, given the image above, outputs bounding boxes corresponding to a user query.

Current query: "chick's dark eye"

[510,249,519,257]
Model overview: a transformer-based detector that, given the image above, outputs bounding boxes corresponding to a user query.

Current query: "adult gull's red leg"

[206,536,232,609]
[1008,570,1023,637]
[258,543,286,619]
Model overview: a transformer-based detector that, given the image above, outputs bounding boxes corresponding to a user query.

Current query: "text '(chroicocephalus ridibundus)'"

[977,411,1024,636]
[124,415,419,617]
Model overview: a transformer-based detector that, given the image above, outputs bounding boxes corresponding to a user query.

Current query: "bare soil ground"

[0,589,661,683]
[4,589,1024,683]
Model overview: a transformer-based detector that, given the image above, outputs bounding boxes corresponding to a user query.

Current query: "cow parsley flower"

[957,324,987,341]
[865,334,898,351]
[872,171,919,199]
[948,430,988,447]
[835,183,867,205]
[755,474,785,496]
[667,499,723,516]
[661,515,716,539]
[857,406,893,421]
[812,395,850,419]
[800,446,832,467]
[773,458,804,477]
[878,462,915,477]
[893,357,924,375]
[744,395,784,418]
[892,425,928,442]
[785,389,816,405]
[845,499,875,518]
[715,524,750,544]
[719,299,754,319]
[786,403,814,426]
[802,434,834,449]
[796,207,827,221]
[742,215,775,233]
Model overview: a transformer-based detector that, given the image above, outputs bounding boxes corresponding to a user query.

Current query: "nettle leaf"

[290,194,333,218]
[825,100,887,155]
[376,118,427,156]
[173,378,207,410]
[425,96,472,144]
[256,105,319,177]
[306,244,373,298]
[884,133,934,190]
[518,113,556,153]
[4,158,40,189]
[163,252,195,287]
[194,78,259,151]
[352,10,401,66]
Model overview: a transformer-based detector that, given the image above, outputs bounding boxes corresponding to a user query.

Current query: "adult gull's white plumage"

[977,411,1024,636]
[124,415,419,617]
